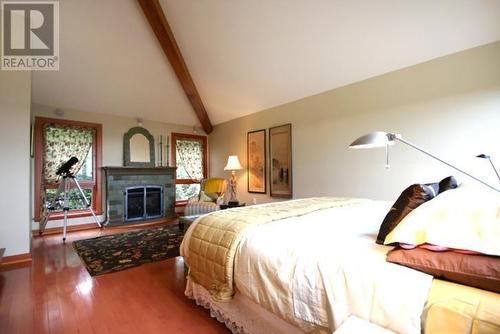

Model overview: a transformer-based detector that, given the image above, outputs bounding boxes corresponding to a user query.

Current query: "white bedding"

[182,199,434,334]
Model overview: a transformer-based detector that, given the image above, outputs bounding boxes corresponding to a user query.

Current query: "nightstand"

[220,203,246,210]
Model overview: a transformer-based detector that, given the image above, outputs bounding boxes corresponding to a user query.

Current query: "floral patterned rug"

[73,224,184,276]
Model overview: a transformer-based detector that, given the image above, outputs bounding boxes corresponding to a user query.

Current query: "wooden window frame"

[34,117,103,222]
[171,132,208,205]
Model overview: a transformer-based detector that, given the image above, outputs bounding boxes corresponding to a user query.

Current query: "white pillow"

[384,182,500,256]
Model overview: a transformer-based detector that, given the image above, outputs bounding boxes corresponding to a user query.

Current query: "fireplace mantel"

[102,166,176,175]
[103,166,177,225]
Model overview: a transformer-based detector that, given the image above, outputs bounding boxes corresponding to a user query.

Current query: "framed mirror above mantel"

[123,127,155,167]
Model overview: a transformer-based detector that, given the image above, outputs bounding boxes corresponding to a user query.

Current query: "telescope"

[41,155,102,242]
[56,157,79,176]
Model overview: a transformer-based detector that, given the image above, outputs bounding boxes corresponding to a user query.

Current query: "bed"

[180,197,500,334]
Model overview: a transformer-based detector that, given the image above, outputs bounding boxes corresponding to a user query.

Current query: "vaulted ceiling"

[32,0,500,127]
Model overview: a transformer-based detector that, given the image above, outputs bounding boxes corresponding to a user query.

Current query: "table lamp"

[224,155,243,204]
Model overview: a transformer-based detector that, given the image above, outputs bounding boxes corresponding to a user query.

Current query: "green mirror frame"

[123,127,155,167]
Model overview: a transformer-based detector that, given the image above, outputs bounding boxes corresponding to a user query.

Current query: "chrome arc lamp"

[349,131,499,192]
[476,154,500,182]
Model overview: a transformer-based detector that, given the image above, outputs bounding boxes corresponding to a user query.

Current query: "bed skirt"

[185,278,309,334]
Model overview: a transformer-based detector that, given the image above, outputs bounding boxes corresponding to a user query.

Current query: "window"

[34,117,103,221]
[171,133,208,202]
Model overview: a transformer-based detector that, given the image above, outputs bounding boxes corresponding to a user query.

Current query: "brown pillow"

[376,183,437,244]
[438,175,458,193]
[387,247,500,293]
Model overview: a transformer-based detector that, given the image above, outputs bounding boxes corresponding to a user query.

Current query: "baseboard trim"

[1,252,32,269]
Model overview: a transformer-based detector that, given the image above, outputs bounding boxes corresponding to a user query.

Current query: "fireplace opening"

[124,186,164,222]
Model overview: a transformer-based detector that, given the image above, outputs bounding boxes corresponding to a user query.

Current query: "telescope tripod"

[39,174,102,242]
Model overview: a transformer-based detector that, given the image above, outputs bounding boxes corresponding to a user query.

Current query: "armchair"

[184,178,227,216]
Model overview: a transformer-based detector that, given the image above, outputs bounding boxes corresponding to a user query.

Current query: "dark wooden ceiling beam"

[137,0,213,134]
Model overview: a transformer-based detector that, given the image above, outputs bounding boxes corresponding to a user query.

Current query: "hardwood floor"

[0,224,230,334]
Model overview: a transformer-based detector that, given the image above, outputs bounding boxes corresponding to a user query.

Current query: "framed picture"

[247,129,266,193]
[269,124,292,198]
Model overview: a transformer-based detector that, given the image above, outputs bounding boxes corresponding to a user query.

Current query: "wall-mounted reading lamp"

[349,131,499,192]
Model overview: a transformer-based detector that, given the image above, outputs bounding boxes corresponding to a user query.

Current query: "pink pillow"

[398,243,481,255]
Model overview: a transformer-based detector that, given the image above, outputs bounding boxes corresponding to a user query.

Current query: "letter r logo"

[2,2,55,56]
[1,1,59,70]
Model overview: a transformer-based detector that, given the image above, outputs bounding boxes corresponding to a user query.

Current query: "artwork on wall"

[269,124,292,198]
[247,129,266,193]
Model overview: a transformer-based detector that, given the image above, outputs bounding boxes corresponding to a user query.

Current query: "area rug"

[73,224,184,276]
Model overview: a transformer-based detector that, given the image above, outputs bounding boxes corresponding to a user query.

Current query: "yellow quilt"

[187,197,363,301]
[423,279,500,333]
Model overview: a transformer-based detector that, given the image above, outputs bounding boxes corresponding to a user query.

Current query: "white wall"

[32,104,203,230]
[209,42,500,204]
[0,71,32,257]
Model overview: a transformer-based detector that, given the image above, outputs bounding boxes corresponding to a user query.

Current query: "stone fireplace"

[103,167,176,225]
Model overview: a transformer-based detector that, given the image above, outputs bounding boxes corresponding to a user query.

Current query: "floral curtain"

[40,124,95,215]
[43,124,95,183]
[176,138,204,180]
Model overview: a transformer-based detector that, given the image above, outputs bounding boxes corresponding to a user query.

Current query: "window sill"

[35,209,103,222]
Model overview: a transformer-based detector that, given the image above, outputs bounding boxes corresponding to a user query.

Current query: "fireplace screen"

[124,186,163,222]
